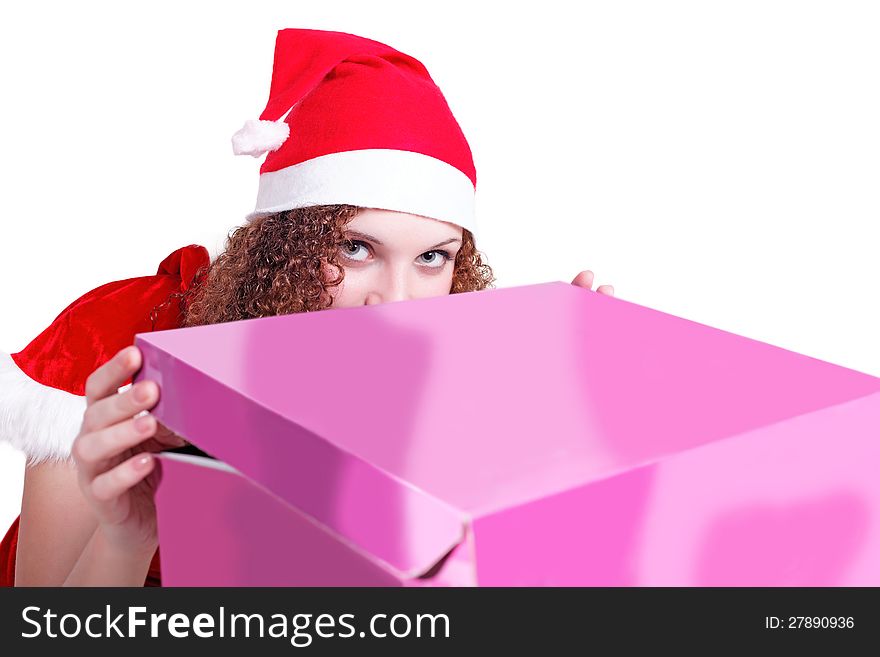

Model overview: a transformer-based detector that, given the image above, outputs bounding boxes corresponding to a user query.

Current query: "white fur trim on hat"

[0,351,87,465]
[249,148,477,234]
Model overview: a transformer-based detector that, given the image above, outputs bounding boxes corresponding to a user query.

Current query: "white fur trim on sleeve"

[0,351,87,465]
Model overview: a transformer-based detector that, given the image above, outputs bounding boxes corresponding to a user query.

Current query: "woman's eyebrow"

[345,230,384,245]
[344,231,461,250]
[428,238,462,249]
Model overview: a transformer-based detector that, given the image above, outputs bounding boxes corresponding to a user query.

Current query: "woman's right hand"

[71,345,186,558]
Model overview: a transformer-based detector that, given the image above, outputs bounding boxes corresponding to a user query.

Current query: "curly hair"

[176,205,495,327]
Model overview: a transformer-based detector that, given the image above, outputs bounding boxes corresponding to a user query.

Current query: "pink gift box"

[133,282,880,586]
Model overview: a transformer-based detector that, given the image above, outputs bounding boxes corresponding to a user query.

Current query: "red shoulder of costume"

[0,245,210,464]
[0,515,19,587]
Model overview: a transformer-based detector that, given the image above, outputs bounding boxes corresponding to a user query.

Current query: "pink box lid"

[136,282,880,578]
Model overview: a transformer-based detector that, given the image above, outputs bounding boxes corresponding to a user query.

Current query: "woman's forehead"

[346,208,463,244]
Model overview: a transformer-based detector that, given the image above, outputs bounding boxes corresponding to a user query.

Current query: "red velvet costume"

[0,245,210,587]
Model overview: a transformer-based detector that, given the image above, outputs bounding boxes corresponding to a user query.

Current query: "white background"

[1,1,878,541]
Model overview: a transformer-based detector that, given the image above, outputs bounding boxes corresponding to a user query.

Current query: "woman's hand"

[71,345,186,559]
[571,270,615,296]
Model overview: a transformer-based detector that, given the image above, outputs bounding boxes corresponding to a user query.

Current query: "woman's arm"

[16,345,183,587]
[66,345,183,584]
[15,460,98,586]
[64,524,155,587]
[16,459,154,587]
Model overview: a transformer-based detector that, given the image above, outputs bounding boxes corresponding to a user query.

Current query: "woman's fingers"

[90,453,154,503]
[84,346,141,406]
[153,421,188,448]
[571,270,595,289]
[82,380,159,435]
[572,270,615,297]
[73,414,157,480]
[82,344,162,434]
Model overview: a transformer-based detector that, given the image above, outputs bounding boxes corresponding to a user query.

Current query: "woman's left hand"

[571,270,614,296]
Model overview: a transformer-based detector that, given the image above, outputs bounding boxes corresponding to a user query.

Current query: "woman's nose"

[364,270,410,305]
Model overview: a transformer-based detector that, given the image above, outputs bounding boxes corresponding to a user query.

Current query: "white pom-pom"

[231,119,291,157]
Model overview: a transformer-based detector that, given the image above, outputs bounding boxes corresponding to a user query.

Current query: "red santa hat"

[231,28,478,233]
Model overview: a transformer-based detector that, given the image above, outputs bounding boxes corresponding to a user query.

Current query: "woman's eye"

[340,240,370,262]
[417,250,452,268]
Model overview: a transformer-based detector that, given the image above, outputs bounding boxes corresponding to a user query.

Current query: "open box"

[134,282,880,586]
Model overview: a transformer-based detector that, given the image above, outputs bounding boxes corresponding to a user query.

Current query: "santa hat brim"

[249,149,477,232]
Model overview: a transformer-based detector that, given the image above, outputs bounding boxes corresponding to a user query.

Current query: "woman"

[0,28,613,586]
